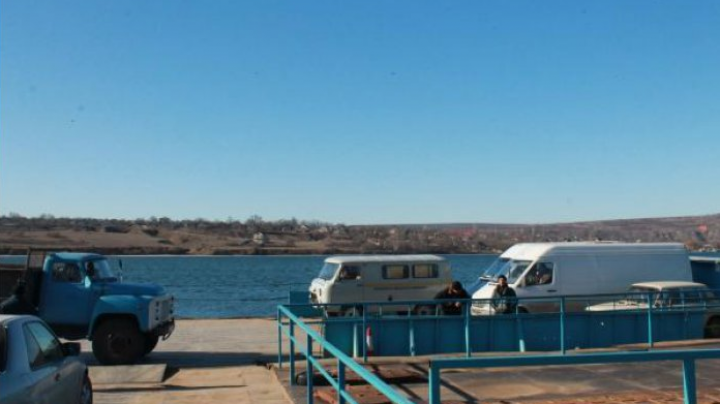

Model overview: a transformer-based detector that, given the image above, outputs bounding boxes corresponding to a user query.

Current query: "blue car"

[0,315,92,404]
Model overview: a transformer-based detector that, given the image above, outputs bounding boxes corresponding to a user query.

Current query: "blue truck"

[0,249,175,365]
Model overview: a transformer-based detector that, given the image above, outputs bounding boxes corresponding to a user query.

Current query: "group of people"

[433,275,517,315]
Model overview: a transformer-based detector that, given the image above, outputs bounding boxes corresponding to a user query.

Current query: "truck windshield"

[89,259,116,281]
[318,262,340,280]
[488,259,531,284]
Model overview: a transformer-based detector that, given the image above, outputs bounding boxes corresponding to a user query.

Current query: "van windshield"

[318,262,340,280]
[487,259,531,284]
[480,258,510,280]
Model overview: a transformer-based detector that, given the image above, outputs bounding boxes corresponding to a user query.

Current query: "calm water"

[6,252,718,318]
[1,254,497,318]
[120,254,498,318]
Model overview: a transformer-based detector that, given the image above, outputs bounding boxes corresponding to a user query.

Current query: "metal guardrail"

[282,292,720,360]
[277,305,414,404]
[428,349,720,404]
[279,300,720,404]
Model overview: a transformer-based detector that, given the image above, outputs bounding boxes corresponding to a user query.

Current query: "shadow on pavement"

[82,351,279,368]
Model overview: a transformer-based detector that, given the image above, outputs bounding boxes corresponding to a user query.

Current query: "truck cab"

[2,250,175,365]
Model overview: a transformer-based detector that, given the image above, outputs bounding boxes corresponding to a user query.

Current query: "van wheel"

[705,317,720,338]
[92,318,145,365]
[413,305,435,316]
[340,306,362,317]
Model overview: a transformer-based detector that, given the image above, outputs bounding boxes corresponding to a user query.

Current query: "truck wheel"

[143,335,159,356]
[705,317,720,338]
[92,318,145,365]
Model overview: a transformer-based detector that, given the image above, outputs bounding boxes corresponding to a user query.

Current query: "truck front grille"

[150,296,174,329]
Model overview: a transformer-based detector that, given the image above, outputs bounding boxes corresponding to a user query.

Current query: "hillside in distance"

[0,213,718,255]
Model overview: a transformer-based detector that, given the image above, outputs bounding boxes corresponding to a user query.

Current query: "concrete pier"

[84,318,291,404]
[84,318,720,404]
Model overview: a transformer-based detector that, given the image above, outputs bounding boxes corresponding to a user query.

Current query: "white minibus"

[309,255,452,315]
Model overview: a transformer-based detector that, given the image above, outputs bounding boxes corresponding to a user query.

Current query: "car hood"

[101,282,166,297]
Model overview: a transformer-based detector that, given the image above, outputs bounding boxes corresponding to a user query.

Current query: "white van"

[309,255,452,315]
[471,242,693,315]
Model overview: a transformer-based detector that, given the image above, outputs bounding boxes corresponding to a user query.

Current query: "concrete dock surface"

[84,318,720,404]
[83,318,292,404]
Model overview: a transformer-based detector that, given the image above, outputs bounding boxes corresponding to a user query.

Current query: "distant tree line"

[1,212,719,254]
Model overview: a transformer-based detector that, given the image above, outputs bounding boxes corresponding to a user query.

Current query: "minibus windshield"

[318,262,340,280]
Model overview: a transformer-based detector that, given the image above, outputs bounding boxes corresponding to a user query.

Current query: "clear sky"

[1,1,719,225]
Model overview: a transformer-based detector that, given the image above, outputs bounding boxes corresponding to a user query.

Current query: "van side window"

[413,264,438,278]
[382,265,409,279]
[525,262,554,286]
[338,266,361,280]
[52,262,82,283]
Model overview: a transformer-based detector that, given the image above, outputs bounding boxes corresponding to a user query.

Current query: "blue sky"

[1,1,719,224]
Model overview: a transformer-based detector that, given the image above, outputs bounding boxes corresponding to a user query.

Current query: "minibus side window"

[413,264,438,278]
[382,265,409,279]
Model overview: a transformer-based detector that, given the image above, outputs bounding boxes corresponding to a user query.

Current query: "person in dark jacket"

[434,281,470,315]
[0,281,37,315]
[491,275,517,314]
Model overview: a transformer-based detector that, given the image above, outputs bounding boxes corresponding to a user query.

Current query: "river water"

[5,252,717,318]
[1,254,496,318]
[116,254,497,318]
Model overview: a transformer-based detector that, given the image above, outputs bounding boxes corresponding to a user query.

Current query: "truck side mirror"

[86,266,95,279]
[62,342,81,357]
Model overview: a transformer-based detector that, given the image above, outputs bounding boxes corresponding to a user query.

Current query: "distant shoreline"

[1,214,718,256]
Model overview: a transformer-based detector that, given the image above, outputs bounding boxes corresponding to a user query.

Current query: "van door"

[365,264,410,312]
[332,265,364,310]
[519,262,558,313]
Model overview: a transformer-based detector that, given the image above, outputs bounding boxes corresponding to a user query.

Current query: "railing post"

[516,303,526,352]
[429,363,440,404]
[409,307,416,357]
[307,334,314,404]
[290,320,296,385]
[464,301,471,357]
[362,304,368,363]
[560,297,566,354]
[278,308,283,369]
[337,359,346,404]
[647,292,654,348]
[682,359,697,404]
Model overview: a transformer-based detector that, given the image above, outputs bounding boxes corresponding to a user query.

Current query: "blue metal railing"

[277,305,415,404]
[428,349,720,404]
[281,291,720,360]
[278,300,720,404]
